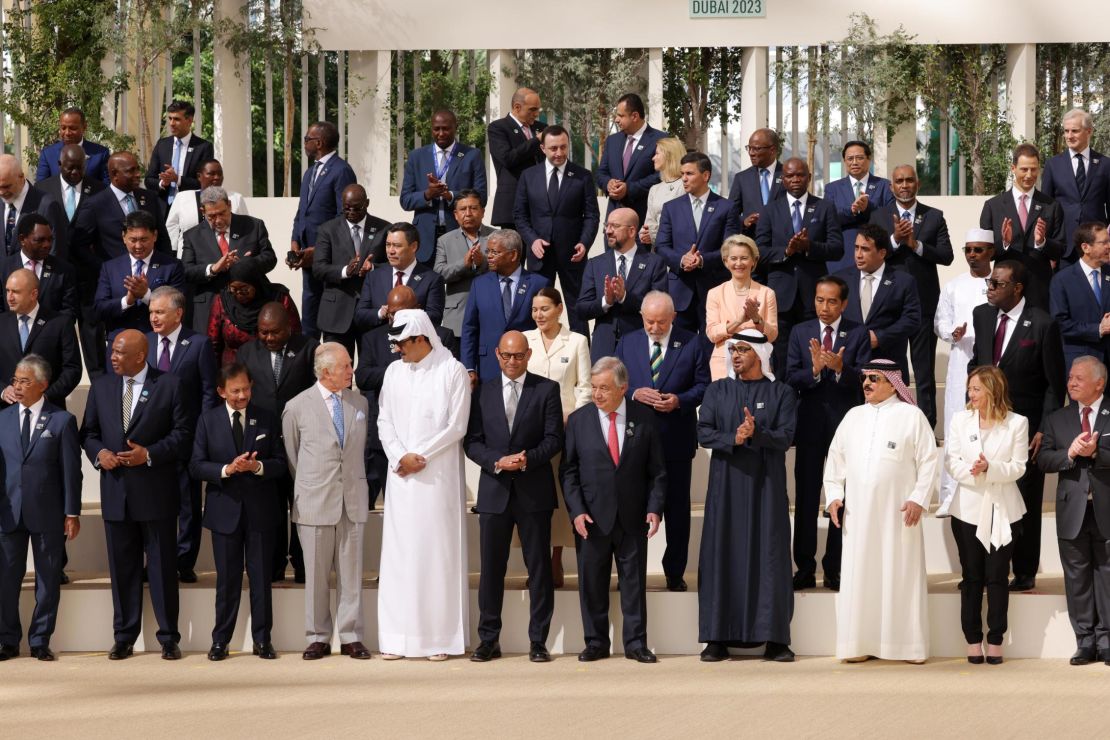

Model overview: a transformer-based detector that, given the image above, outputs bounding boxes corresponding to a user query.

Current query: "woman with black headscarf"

[207,260,301,365]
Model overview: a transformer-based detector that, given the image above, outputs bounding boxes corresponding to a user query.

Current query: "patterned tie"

[122,378,135,432]
[158,337,172,371]
[21,408,30,453]
[168,138,183,204]
[4,204,16,252]
[26,259,38,278]
[501,276,513,320]
[822,325,833,352]
[1082,405,1093,436]
[1093,269,1103,306]
[650,342,663,387]
[232,410,244,453]
[272,350,283,385]
[218,232,229,256]
[902,210,912,222]
[992,313,1009,365]
[18,314,30,350]
[1018,194,1029,232]
[308,160,322,195]
[65,185,77,221]
[622,136,636,177]
[1076,153,1087,193]
[607,411,620,466]
[618,255,627,281]
[548,166,560,208]
[791,200,802,234]
[692,197,703,232]
[394,270,403,288]
[350,224,361,255]
[123,194,137,214]
[759,168,770,205]
[853,180,863,198]
[330,392,345,448]
[505,379,519,429]
[861,275,875,320]
[134,259,145,278]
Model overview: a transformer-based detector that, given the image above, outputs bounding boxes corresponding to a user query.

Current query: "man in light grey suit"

[433,189,494,337]
[281,342,370,660]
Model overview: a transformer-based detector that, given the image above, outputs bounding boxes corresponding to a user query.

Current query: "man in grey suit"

[1038,355,1110,666]
[281,342,370,660]
[433,189,494,338]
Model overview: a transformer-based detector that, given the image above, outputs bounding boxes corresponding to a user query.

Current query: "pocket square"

[40,429,54,438]
[254,433,267,441]
[1019,339,1036,349]
[356,410,366,421]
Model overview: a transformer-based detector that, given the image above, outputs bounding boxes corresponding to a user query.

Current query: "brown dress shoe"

[302,642,332,660]
[340,642,372,659]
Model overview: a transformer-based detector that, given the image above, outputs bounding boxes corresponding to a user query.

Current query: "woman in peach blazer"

[705,234,778,380]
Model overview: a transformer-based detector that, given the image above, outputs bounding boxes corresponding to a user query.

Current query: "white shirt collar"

[225,402,247,425]
[502,372,524,389]
[821,316,842,334]
[615,244,637,265]
[689,191,708,208]
[349,216,367,232]
[863,262,886,281]
[110,184,136,203]
[316,382,341,401]
[1072,146,1092,162]
[598,399,627,424]
[156,323,183,346]
[17,303,40,325]
[850,173,869,191]
[648,328,672,349]
[1081,397,1103,420]
[315,150,337,167]
[18,394,46,422]
[787,192,808,210]
[1011,185,1035,204]
[896,201,917,219]
[509,113,528,131]
[393,261,416,280]
[123,365,149,385]
[628,121,648,142]
[130,252,153,271]
[544,159,563,178]
[1001,297,1026,323]
[5,181,30,210]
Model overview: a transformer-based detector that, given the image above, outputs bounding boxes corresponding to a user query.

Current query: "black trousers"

[300,270,322,340]
[477,503,554,644]
[951,516,1014,645]
[104,515,179,645]
[1059,501,1110,652]
[576,519,649,652]
[1011,467,1046,580]
[909,320,938,429]
[527,247,588,336]
[77,275,107,378]
[366,447,389,507]
[0,525,64,647]
[323,329,358,360]
[176,466,203,572]
[210,521,274,645]
[661,457,692,580]
[793,433,842,578]
[271,474,305,577]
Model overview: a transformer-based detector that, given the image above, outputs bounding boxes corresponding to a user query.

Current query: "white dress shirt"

[20,250,44,279]
[221,402,264,478]
[646,328,672,365]
[153,324,183,366]
[122,365,149,420]
[994,297,1025,357]
[17,395,46,438]
[1071,146,1093,176]
[849,174,870,196]
[625,121,648,152]
[16,301,40,331]
[597,399,628,456]
[860,262,886,293]
[544,159,564,189]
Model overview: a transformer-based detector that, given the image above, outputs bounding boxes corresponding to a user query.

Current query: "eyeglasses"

[9,377,35,387]
[860,373,886,384]
[985,279,1011,289]
[727,345,754,355]
[498,351,527,362]
[963,246,990,254]
[227,285,254,296]
[745,144,773,153]
[844,155,869,163]
[303,135,320,143]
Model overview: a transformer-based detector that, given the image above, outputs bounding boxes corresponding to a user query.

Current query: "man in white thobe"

[377,309,471,659]
[934,229,994,513]
[823,358,937,663]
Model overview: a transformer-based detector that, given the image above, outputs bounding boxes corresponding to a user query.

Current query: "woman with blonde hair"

[704,235,778,380]
[944,365,1028,665]
[640,137,687,245]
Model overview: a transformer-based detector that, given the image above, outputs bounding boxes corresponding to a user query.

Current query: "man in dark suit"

[289,121,358,339]
[35,107,110,184]
[434,189,495,338]
[729,128,784,240]
[837,222,921,385]
[1051,221,1110,369]
[1041,108,1110,263]
[487,88,545,228]
[144,100,214,205]
[354,222,445,332]
[0,214,79,322]
[969,259,1066,592]
[0,154,68,260]
[823,140,893,273]
[869,164,953,428]
[514,124,600,336]
[655,151,741,331]
[79,329,192,660]
[461,229,549,384]
[236,302,318,582]
[595,93,669,225]
[0,355,82,661]
[0,269,81,411]
[561,356,666,663]
[400,109,488,266]
[181,186,277,333]
[464,331,563,663]
[33,143,105,239]
[979,143,1066,310]
[189,362,287,661]
[579,207,668,361]
[1037,355,1110,665]
[616,291,708,591]
[785,275,871,591]
[146,286,218,582]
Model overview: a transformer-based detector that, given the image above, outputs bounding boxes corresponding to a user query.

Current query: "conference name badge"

[839,331,847,338]
[286,350,295,358]
[180,338,190,346]
[626,421,635,438]
[36,420,46,431]
[673,340,682,349]
[1033,203,1042,213]
[36,318,46,326]
[1022,320,1031,327]
[637,145,644,151]
[42,271,52,279]
[1102,409,1109,416]
[455,151,464,159]
[707,205,715,213]
[883,280,892,286]
[887,441,897,449]
[249,418,257,426]
[412,274,422,283]
[638,263,645,270]
[560,356,569,363]
[517,287,526,295]
[970,434,978,442]
[915,214,924,225]
[756,402,765,409]
[139,389,150,404]
[868,184,876,193]
[83,184,93,194]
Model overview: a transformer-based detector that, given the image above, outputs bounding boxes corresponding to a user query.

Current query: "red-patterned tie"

[218,232,229,255]
[607,411,620,466]
[1082,406,1092,436]
[822,325,833,352]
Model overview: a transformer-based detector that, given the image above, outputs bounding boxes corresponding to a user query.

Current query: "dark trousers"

[576,519,649,652]
[477,504,554,644]
[0,525,65,647]
[793,432,842,578]
[951,516,1014,645]
[77,277,106,378]
[366,448,389,507]
[661,457,692,579]
[323,329,358,360]
[1011,467,1046,580]
[210,522,274,645]
[176,467,202,572]
[300,270,322,340]
[909,320,938,429]
[104,516,180,645]
[527,247,588,336]
[271,474,304,577]
[1059,501,1110,651]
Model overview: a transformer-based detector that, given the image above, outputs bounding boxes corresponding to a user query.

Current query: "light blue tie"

[330,393,345,448]
[168,138,183,204]
[18,314,30,350]
[65,185,77,221]
[791,200,802,234]
[759,168,770,205]
[1092,269,1102,307]
[123,193,136,214]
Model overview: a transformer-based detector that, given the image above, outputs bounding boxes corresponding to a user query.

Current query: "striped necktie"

[650,341,663,387]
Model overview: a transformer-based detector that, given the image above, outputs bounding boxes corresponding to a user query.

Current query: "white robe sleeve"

[934,283,956,342]
[377,369,408,469]
[822,413,850,507]
[907,409,938,508]
[414,363,472,462]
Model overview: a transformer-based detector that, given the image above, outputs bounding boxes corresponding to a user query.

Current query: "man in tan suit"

[281,342,370,660]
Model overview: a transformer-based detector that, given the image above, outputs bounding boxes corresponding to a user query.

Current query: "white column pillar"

[212,0,252,195]
[647,48,664,129]
[347,50,392,206]
[1006,43,1037,144]
[739,47,769,169]
[874,117,917,178]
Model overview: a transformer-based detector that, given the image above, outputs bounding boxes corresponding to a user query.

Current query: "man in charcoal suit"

[487,88,545,228]
[1041,108,1110,263]
[144,100,215,205]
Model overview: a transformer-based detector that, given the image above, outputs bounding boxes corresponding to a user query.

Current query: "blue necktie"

[759,168,770,205]
[18,314,30,350]
[1092,269,1102,306]
[134,259,144,277]
[791,200,802,234]
[501,276,513,321]
[330,393,345,448]
[65,185,77,221]
[168,138,183,204]
[123,194,136,214]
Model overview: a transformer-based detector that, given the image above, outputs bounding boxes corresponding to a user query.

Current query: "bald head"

[110,329,149,377]
[496,330,530,380]
[385,285,418,323]
[257,302,292,351]
[107,152,141,192]
[605,207,639,252]
[0,155,27,201]
[5,268,39,314]
[258,302,290,327]
[510,88,541,126]
[781,157,812,197]
[59,144,88,186]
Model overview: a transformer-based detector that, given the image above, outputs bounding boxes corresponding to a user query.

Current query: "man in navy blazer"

[487,88,545,227]
[616,291,708,591]
[289,121,358,339]
[0,355,82,660]
[836,222,921,386]
[823,140,893,273]
[514,124,600,336]
[35,107,110,183]
[595,93,669,225]
[655,151,741,331]
[34,144,106,242]
[728,128,784,240]
[785,275,871,591]
[143,100,214,204]
[189,362,287,660]
[400,110,488,266]
[578,207,668,361]
[1050,221,1110,369]
[80,330,192,660]
[0,155,69,260]
[461,229,549,383]
[464,332,564,662]
[353,222,445,331]
[0,214,79,322]
[1041,108,1110,262]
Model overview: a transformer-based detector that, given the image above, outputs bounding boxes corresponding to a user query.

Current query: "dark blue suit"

[837,265,921,385]
[399,142,487,265]
[190,402,287,645]
[460,269,549,381]
[290,153,358,339]
[0,402,81,648]
[785,318,870,580]
[80,367,192,647]
[353,262,446,331]
[728,162,784,240]
[0,253,79,323]
[71,187,169,268]
[1050,259,1110,369]
[94,253,185,345]
[1041,149,1110,262]
[1,186,69,261]
[578,247,668,361]
[617,327,709,579]
[595,125,669,223]
[36,139,110,184]
[823,175,893,272]
[655,191,741,330]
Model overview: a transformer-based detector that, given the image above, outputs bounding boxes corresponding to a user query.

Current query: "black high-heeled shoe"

[985,655,1003,665]
[967,654,985,665]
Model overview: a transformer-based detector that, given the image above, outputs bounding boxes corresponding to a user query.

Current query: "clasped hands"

[423,173,451,202]
[224,451,262,476]
[632,387,678,413]
[97,440,148,470]
[496,450,528,472]
[680,244,703,272]
[397,452,427,477]
[785,228,810,256]
[1069,431,1100,461]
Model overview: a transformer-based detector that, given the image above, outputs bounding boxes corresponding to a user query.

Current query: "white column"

[212,0,252,195]
[1006,43,1036,144]
[647,47,664,129]
[739,47,769,169]
[347,50,392,206]
[874,117,917,178]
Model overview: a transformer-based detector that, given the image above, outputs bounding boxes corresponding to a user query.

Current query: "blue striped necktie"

[650,342,663,387]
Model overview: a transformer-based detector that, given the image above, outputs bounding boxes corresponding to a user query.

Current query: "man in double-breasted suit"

[464,331,564,663]
[353,222,445,332]
[823,140,893,273]
[1041,108,1110,263]
[79,330,192,660]
[514,124,600,336]
[144,100,214,205]
[0,355,82,661]
[561,357,667,663]
[35,108,110,183]
[487,88,545,228]
[969,259,1066,592]
[190,362,287,661]
[1050,221,1110,369]
[282,343,371,660]
[1,214,79,322]
[433,190,495,337]
[595,93,669,225]
[728,128,784,240]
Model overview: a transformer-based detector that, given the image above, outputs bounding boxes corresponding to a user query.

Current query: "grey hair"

[150,285,186,310]
[313,341,348,379]
[640,290,675,314]
[16,353,52,385]
[1073,355,1108,382]
[590,356,628,388]
[1063,108,1094,131]
[199,185,230,207]
[487,228,523,257]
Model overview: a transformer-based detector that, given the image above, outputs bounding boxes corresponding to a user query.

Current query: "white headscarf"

[387,309,446,358]
[725,329,775,381]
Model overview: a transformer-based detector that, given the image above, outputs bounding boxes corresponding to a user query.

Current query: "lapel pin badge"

[887,441,897,449]
[249,418,257,426]
[970,434,978,441]
[672,340,681,349]
[638,263,645,270]
[1023,319,1031,327]
[756,402,765,409]
[180,338,190,346]
[286,350,295,357]
[839,331,847,337]
[637,145,644,151]
[517,287,526,295]
[884,279,892,286]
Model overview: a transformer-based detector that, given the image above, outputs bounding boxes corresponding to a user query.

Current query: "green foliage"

[1035,44,1110,157]
[662,48,743,150]
[394,52,493,150]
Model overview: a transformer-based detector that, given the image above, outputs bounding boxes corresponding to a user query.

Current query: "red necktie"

[394,270,403,288]
[607,411,620,466]
[218,232,229,255]
[992,314,1009,365]
[1082,406,1092,435]
[822,325,833,352]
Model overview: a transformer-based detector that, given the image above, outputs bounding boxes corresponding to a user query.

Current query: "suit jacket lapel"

[126,374,153,432]
[24,408,50,459]
[868,273,892,317]
[623,251,648,293]
[585,405,617,469]
[23,315,47,348]
[1000,193,1028,247]
[999,313,1032,366]
[508,274,532,324]
[654,335,683,389]
[624,129,649,177]
[1092,402,1110,437]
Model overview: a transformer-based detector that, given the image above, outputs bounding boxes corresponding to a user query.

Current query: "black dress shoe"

[271,572,286,583]
[764,642,795,662]
[665,577,688,592]
[161,642,182,660]
[178,569,198,584]
[302,641,331,660]
[108,642,133,660]
[529,642,551,662]
[578,644,609,662]
[1097,649,1110,666]
[30,646,55,661]
[986,655,1004,665]
[967,655,985,665]
[253,642,277,659]
[470,640,501,662]
[792,572,816,591]
[0,644,19,660]
[1008,575,1036,592]
[59,572,70,585]
[700,641,729,662]
[340,641,372,659]
[208,643,229,661]
[823,573,841,592]
[1070,647,1096,666]
[625,647,658,663]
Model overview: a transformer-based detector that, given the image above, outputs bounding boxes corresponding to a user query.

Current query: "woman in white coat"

[166,158,249,254]
[944,365,1028,665]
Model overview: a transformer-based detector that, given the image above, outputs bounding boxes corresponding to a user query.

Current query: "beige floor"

[2,652,1108,738]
